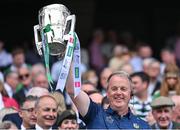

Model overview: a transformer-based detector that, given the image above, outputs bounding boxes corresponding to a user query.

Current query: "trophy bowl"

[34,4,76,58]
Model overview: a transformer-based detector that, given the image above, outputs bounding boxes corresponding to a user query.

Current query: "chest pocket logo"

[105,116,114,124]
[133,123,140,129]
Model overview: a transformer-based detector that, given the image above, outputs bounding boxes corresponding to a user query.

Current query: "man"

[56,109,79,130]
[151,96,180,129]
[99,67,113,96]
[32,72,49,90]
[13,66,33,105]
[66,70,150,129]
[34,95,58,130]
[130,71,152,120]
[4,70,19,97]
[19,95,37,130]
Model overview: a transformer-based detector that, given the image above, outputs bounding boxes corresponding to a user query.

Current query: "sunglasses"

[19,73,30,80]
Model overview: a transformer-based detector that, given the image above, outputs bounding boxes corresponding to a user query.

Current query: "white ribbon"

[56,32,81,97]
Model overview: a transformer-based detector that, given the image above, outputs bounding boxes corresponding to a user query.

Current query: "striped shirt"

[129,96,152,121]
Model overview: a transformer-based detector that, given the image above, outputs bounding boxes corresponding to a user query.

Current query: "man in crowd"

[66,70,150,129]
[151,96,180,129]
[34,95,58,129]
[130,71,152,120]
[13,66,33,105]
[19,95,37,130]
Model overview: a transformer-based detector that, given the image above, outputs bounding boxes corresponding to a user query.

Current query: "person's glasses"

[21,107,34,112]
[166,77,177,80]
[19,73,30,80]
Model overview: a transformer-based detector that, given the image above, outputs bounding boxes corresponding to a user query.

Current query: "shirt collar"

[106,107,133,119]
[35,124,52,130]
[21,124,26,130]
[155,121,173,130]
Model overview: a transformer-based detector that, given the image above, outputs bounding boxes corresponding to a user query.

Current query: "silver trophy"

[34,4,76,58]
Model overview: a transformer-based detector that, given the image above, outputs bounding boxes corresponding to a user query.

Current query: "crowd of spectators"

[0,28,180,129]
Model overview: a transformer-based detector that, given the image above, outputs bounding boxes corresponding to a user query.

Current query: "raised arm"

[66,64,90,117]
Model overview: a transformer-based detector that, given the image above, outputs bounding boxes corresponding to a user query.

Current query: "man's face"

[35,97,58,129]
[107,75,131,111]
[100,68,112,89]
[18,67,32,87]
[59,119,79,130]
[7,72,19,90]
[34,74,49,89]
[19,100,36,128]
[13,53,25,67]
[131,76,146,95]
[152,106,173,129]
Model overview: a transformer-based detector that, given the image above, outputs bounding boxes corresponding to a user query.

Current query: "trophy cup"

[33,4,81,96]
[34,4,76,58]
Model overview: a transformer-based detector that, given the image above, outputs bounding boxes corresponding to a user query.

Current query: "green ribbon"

[41,24,54,91]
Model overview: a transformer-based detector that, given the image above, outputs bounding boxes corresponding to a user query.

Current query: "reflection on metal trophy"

[34,4,76,58]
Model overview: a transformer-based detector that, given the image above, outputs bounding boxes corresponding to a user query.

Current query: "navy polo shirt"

[81,99,151,129]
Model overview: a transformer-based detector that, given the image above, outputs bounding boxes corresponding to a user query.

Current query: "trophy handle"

[63,14,76,40]
[34,25,43,56]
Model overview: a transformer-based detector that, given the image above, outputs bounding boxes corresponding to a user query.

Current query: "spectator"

[82,70,98,88]
[31,63,46,78]
[13,66,33,105]
[0,40,13,70]
[18,95,37,129]
[88,29,106,74]
[4,70,19,98]
[153,63,180,98]
[32,72,49,90]
[50,91,67,114]
[56,109,79,130]
[8,47,30,72]
[99,67,113,96]
[130,71,152,121]
[146,59,161,96]
[0,81,19,110]
[34,95,58,129]
[150,96,180,129]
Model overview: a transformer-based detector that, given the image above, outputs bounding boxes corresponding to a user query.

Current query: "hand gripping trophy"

[34,4,81,96]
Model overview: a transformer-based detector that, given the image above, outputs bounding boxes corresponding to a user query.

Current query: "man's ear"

[18,111,23,118]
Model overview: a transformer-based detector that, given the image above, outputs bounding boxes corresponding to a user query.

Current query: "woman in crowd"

[153,63,180,98]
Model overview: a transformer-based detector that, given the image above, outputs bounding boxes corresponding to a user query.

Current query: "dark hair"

[20,95,38,108]
[56,109,77,126]
[12,47,24,57]
[130,71,150,84]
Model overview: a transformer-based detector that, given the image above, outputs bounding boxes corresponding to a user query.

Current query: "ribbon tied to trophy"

[33,4,81,97]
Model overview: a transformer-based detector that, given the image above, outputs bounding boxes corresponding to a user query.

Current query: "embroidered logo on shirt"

[133,123,140,129]
[106,116,114,124]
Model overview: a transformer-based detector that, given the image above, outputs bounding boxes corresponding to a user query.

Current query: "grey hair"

[107,70,132,91]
